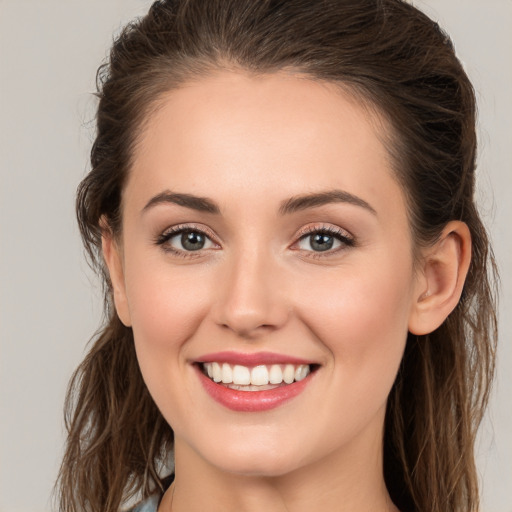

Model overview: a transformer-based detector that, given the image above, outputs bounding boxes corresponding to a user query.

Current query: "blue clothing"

[128,474,173,512]
[129,494,160,512]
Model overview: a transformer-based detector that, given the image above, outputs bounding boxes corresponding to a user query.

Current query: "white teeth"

[232,365,251,385]
[283,364,295,384]
[295,364,310,381]
[269,364,283,384]
[221,363,233,384]
[212,362,222,383]
[251,365,269,385]
[202,362,312,387]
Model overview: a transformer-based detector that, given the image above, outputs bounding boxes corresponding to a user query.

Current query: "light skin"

[102,71,471,512]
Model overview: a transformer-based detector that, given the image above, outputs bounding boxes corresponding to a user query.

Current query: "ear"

[101,221,132,327]
[408,221,471,335]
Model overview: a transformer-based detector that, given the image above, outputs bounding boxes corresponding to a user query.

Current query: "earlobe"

[408,221,471,335]
[101,224,132,327]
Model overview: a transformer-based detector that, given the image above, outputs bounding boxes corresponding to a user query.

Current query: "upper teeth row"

[203,362,310,386]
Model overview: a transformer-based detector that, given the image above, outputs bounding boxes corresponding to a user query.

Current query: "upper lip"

[194,351,315,366]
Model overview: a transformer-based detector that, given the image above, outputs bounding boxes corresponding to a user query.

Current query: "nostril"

[219,321,277,339]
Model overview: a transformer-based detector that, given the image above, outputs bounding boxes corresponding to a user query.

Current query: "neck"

[159,412,399,512]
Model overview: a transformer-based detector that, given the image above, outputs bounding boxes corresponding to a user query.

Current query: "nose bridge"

[215,240,288,337]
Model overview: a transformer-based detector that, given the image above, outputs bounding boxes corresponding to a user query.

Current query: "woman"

[57,1,498,511]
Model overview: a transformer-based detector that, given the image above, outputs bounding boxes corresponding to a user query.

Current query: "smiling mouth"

[199,362,316,391]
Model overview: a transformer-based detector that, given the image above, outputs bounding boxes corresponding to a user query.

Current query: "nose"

[213,248,290,339]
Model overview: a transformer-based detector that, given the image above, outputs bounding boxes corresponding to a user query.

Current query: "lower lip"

[195,366,314,412]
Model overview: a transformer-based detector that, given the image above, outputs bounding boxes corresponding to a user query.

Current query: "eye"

[156,226,217,254]
[175,230,213,251]
[295,226,354,253]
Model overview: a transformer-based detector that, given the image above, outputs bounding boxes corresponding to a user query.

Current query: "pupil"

[311,233,333,251]
[181,231,205,251]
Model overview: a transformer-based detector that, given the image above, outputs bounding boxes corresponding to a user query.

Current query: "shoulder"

[127,494,160,512]
[126,474,174,512]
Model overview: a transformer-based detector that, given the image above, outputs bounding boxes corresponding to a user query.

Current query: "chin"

[198,437,308,478]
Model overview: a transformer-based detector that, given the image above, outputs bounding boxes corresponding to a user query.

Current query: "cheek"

[125,259,210,348]
[121,253,215,408]
[288,253,414,448]
[122,258,219,434]
[297,251,414,384]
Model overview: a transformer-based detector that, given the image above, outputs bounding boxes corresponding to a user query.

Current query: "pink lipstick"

[194,351,317,412]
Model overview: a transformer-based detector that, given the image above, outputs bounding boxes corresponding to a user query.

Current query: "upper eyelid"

[155,224,220,257]
[295,224,354,240]
[160,223,219,241]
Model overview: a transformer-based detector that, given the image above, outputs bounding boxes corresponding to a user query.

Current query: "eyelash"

[155,223,219,258]
[293,225,355,257]
[154,223,355,258]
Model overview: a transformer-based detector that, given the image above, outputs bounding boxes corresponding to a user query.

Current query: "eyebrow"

[279,190,377,216]
[142,191,220,215]
[142,188,376,216]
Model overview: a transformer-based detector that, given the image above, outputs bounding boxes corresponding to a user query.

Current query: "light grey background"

[0,1,510,511]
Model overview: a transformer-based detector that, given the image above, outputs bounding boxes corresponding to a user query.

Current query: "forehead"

[126,71,405,221]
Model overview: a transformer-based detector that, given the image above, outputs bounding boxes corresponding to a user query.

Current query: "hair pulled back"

[58,1,498,511]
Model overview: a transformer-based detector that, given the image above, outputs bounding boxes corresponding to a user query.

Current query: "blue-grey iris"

[310,233,334,251]
[182,231,205,251]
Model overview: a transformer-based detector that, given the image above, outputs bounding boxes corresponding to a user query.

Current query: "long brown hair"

[57,1,498,511]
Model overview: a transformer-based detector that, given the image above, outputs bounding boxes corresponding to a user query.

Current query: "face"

[108,71,423,478]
